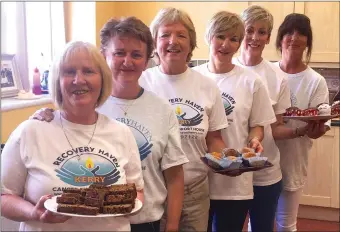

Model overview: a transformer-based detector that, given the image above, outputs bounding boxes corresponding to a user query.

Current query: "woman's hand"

[31,195,71,224]
[248,137,264,153]
[305,121,329,139]
[136,190,144,205]
[29,108,55,122]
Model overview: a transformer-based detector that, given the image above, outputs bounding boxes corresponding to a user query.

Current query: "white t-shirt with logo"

[233,58,291,186]
[1,111,143,231]
[194,63,276,200]
[97,90,188,224]
[273,63,330,191]
[140,67,228,186]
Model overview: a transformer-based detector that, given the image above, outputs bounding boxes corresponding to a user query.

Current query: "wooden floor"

[296,218,339,231]
[243,217,340,231]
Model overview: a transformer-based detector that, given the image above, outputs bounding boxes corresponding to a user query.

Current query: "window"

[1,2,65,91]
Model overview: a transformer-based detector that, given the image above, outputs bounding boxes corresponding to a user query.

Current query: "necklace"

[117,100,137,116]
[59,112,98,160]
[116,88,144,116]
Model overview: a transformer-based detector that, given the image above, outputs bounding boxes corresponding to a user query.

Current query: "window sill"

[1,95,52,112]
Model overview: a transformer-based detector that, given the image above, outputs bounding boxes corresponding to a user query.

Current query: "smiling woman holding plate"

[1,41,144,231]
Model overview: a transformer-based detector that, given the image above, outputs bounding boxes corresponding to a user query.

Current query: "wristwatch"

[295,127,305,137]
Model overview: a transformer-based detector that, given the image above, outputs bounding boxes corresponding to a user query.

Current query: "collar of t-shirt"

[56,110,102,132]
[156,65,190,82]
[108,91,146,107]
[286,67,310,79]
[203,62,238,81]
[235,56,266,70]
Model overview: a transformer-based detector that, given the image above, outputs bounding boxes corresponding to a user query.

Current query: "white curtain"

[1,2,66,91]
[26,2,66,86]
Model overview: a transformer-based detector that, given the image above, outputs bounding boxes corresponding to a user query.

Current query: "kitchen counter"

[331,119,340,127]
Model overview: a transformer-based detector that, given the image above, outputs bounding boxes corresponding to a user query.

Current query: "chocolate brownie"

[56,196,79,204]
[57,183,137,215]
[102,204,133,214]
[75,205,100,215]
[84,197,101,208]
[105,194,134,204]
[61,193,82,198]
[107,184,137,198]
[57,204,78,214]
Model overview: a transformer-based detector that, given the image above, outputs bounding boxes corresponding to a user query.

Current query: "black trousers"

[249,180,283,232]
[208,199,251,232]
[131,220,161,232]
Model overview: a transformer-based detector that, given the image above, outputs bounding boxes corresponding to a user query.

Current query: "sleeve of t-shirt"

[249,79,277,127]
[161,110,189,171]
[310,75,330,127]
[139,71,153,92]
[1,124,28,196]
[273,76,291,115]
[124,127,144,191]
[310,76,329,107]
[208,84,229,131]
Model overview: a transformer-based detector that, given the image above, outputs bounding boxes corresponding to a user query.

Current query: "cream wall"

[95,1,339,64]
[95,2,249,59]
[1,104,54,143]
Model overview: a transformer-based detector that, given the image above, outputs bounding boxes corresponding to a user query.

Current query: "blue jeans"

[208,199,251,232]
[249,180,283,232]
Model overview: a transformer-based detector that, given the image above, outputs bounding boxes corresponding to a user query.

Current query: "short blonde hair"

[205,11,245,45]
[49,41,112,110]
[241,5,274,34]
[150,7,197,62]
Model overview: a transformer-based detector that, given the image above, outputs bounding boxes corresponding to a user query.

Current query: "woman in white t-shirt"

[233,6,301,232]
[274,13,330,231]
[1,41,144,231]
[140,7,229,232]
[30,17,188,232]
[194,11,276,232]
[98,17,189,232]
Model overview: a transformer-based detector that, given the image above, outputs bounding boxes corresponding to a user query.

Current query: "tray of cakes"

[44,183,142,217]
[282,101,340,122]
[201,147,273,176]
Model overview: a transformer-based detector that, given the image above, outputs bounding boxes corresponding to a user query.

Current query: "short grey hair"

[49,41,112,110]
[150,7,197,62]
[205,11,245,45]
[241,5,274,34]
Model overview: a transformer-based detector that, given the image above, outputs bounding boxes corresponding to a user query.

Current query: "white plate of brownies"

[45,196,143,218]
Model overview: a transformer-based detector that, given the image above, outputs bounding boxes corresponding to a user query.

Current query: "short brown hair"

[276,13,313,64]
[150,7,197,62]
[49,41,112,109]
[100,16,154,60]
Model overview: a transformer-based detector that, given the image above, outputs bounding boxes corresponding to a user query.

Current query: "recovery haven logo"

[169,98,205,140]
[169,98,204,126]
[116,118,153,161]
[53,146,121,187]
[221,92,236,116]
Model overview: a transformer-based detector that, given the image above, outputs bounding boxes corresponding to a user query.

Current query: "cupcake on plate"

[241,147,267,167]
[317,103,331,115]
